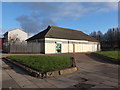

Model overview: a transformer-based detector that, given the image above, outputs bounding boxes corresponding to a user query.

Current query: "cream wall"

[45,38,100,54]
[62,43,69,53]
[45,42,56,53]
[69,43,73,53]
[8,29,28,42]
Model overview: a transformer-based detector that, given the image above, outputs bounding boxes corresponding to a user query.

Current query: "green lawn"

[96,51,120,60]
[7,55,71,71]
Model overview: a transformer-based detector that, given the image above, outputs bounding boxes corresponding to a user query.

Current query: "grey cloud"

[16,14,55,35]
[16,2,57,35]
[16,15,40,34]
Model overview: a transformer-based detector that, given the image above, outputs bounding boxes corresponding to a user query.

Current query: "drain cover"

[74,83,95,88]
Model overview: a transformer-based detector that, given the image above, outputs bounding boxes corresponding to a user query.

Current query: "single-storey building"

[26,25,100,54]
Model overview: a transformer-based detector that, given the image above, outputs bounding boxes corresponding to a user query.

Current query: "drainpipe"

[68,41,69,53]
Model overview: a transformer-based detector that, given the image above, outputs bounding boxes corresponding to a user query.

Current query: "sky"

[1,2,118,37]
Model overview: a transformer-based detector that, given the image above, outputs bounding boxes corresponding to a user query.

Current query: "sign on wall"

[56,44,61,53]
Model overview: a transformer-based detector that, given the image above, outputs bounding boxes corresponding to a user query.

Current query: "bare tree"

[90,27,120,50]
[9,34,20,43]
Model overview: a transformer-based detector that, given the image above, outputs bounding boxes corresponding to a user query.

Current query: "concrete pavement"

[2,53,119,88]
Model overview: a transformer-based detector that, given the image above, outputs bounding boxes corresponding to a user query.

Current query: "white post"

[99,43,101,51]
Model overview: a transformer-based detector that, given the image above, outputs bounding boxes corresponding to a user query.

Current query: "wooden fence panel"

[9,42,41,53]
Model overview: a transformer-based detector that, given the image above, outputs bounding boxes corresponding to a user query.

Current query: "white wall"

[45,38,100,54]
[45,41,56,53]
[8,29,28,42]
[62,43,69,53]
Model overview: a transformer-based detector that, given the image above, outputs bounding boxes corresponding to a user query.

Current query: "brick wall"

[0,38,4,50]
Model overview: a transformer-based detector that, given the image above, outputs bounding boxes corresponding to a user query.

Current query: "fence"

[3,42,44,53]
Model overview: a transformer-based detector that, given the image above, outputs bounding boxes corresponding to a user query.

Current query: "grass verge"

[96,51,120,60]
[7,55,71,71]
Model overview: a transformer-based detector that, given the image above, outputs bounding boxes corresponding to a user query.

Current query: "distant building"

[0,38,4,52]
[3,28,28,52]
[4,28,28,43]
[27,25,100,54]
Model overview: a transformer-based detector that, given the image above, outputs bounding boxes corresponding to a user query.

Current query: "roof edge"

[3,28,28,36]
[26,26,51,41]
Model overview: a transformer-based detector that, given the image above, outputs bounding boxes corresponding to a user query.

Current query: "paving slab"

[2,69,20,88]
[45,78,75,88]
[2,60,39,88]
[101,81,118,88]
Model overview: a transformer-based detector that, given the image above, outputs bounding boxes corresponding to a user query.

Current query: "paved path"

[2,53,119,88]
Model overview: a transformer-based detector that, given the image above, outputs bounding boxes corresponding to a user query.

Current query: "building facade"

[3,28,28,52]
[27,26,100,54]
[0,38,4,51]
[4,28,28,43]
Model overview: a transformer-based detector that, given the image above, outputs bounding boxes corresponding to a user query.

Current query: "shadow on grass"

[85,53,119,65]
